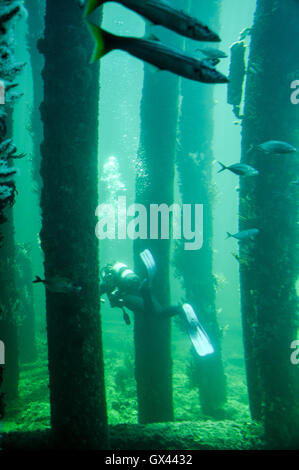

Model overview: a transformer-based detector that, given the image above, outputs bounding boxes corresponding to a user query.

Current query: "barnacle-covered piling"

[0,0,25,419]
[133,14,182,424]
[39,0,108,449]
[175,0,226,416]
[240,0,299,447]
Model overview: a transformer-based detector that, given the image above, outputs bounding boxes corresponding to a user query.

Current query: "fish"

[226,229,259,240]
[33,275,82,294]
[248,140,297,154]
[87,23,229,85]
[84,0,220,42]
[217,161,259,176]
[197,47,228,59]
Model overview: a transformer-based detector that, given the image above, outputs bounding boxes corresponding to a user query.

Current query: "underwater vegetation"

[0,0,299,452]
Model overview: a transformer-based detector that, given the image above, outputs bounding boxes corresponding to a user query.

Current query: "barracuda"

[84,0,220,42]
[87,23,229,84]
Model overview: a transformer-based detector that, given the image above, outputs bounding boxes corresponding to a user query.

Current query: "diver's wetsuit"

[99,259,214,357]
[100,278,182,318]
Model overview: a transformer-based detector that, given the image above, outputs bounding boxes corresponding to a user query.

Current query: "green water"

[1,0,299,451]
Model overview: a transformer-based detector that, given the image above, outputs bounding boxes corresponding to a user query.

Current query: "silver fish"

[33,275,82,294]
[84,0,220,42]
[217,161,259,176]
[87,24,229,84]
[226,229,259,240]
[249,140,297,154]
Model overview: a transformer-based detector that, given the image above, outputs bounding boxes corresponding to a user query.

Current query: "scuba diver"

[100,249,214,357]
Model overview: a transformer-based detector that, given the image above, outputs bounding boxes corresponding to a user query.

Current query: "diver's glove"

[182,304,214,357]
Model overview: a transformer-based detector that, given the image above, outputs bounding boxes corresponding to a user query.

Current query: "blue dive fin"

[182,304,214,357]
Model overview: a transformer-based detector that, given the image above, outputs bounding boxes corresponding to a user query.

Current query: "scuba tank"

[111,262,141,293]
[100,262,140,295]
